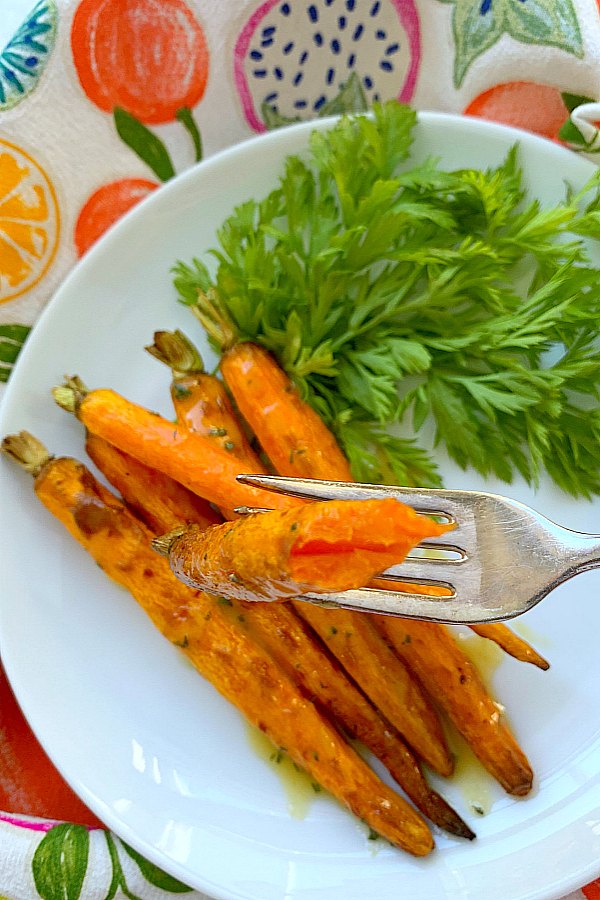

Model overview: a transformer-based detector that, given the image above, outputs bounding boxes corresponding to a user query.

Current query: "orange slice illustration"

[0,139,60,304]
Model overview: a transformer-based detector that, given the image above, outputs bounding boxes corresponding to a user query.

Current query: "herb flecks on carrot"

[221,343,353,481]
[51,378,296,513]
[85,433,221,533]
[146,330,262,468]
[377,618,534,796]
[154,498,450,602]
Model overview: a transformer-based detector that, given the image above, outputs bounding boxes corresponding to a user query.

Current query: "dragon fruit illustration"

[234,0,421,132]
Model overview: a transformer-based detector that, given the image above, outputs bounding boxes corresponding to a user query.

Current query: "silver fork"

[236,474,600,624]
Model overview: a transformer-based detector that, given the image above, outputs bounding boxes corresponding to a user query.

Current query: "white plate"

[1,113,600,900]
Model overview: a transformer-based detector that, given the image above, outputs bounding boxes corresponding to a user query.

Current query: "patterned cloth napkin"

[1,0,600,897]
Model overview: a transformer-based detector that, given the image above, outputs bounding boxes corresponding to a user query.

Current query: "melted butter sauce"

[245,723,317,819]
[511,619,551,649]
[449,633,505,816]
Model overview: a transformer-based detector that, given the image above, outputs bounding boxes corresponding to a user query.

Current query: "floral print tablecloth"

[1,0,600,897]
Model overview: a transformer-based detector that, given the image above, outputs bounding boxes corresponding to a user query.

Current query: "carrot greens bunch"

[174,101,600,497]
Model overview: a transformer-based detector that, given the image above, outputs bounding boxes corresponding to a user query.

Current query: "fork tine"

[300,588,467,622]
[236,474,458,520]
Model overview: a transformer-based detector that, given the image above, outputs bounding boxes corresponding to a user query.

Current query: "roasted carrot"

[2,432,433,855]
[231,599,473,839]
[52,378,298,513]
[469,623,549,671]
[85,433,221,533]
[296,602,453,776]
[154,499,451,601]
[214,344,453,776]
[86,429,470,837]
[146,330,263,469]
[220,342,353,480]
[376,617,534,796]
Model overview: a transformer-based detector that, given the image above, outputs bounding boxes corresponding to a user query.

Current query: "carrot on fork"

[1,431,434,856]
[153,497,451,601]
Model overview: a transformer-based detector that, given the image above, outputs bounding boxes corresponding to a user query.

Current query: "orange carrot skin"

[163,498,450,602]
[74,388,299,512]
[31,455,433,855]
[85,433,221,533]
[469,623,549,671]
[377,618,534,796]
[297,602,454,777]
[220,343,353,480]
[171,373,263,470]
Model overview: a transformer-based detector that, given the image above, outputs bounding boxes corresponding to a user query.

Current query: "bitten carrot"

[86,428,470,837]
[469,623,550,671]
[220,342,353,480]
[376,617,534,796]
[1,431,433,856]
[85,433,221,533]
[52,377,297,513]
[146,330,263,469]
[154,498,451,601]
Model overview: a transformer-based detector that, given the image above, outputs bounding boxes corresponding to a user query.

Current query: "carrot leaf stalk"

[1,431,53,476]
[145,329,206,377]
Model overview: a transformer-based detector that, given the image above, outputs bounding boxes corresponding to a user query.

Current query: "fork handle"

[564,533,600,576]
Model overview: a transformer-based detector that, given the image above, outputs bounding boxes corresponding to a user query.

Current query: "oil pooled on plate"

[245,722,320,819]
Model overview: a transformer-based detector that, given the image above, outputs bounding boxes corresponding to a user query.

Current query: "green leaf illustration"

[504,0,583,58]
[175,107,203,162]
[32,824,89,900]
[443,0,584,87]
[113,107,175,182]
[452,0,503,88]
[121,841,192,893]
[0,323,31,382]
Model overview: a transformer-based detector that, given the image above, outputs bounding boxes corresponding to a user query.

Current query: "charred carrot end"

[85,433,221,534]
[155,498,450,602]
[470,623,550,671]
[52,381,296,513]
[220,342,354,481]
[379,618,534,796]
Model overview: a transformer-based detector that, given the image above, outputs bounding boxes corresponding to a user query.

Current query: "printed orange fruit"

[464,82,568,141]
[0,140,60,305]
[583,882,600,900]
[0,660,102,826]
[71,0,209,125]
[74,177,157,257]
